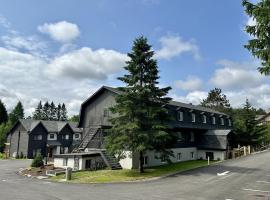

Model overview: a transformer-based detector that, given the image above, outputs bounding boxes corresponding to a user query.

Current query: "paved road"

[1,152,270,200]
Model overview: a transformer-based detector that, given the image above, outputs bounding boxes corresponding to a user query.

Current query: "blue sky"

[0,0,268,116]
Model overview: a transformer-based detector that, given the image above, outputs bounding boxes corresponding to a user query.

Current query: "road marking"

[256,181,270,184]
[220,173,234,179]
[217,171,230,176]
[243,188,270,193]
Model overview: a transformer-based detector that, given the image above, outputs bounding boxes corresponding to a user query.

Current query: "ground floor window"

[142,156,148,165]
[191,152,194,159]
[177,153,182,161]
[33,148,41,157]
[206,152,214,160]
[63,158,68,166]
[85,159,92,169]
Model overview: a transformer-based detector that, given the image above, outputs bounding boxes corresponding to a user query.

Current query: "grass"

[51,160,215,183]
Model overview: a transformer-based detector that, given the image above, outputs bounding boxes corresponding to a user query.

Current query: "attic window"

[191,113,196,123]
[202,115,207,123]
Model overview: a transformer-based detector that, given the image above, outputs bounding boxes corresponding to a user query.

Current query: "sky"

[0,0,268,117]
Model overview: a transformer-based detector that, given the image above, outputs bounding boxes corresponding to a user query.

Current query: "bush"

[0,152,3,159]
[31,154,44,168]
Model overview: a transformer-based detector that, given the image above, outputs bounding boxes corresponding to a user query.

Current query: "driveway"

[1,151,270,200]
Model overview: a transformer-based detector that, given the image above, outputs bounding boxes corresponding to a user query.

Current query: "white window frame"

[48,133,56,140]
[191,113,196,123]
[65,134,69,140]
[34,135,42,141]
[177,111,184,121]
[73,133,80,140]
[212,116,216,125]
[202,115,207,123]
[228,118,232,126]
[64,147,69,154]
[220,117,224,125]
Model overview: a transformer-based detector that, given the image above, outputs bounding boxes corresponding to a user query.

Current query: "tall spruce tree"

[201,88,231,114]
[106,36,173,173]
[243,0,270,75]
[9,101,24,124]
[33,101,43,120]
[0,100,8,125]
[42,101,50,120]
[60,103,67,121]
[50,101,57,120]
[57,103,61,120]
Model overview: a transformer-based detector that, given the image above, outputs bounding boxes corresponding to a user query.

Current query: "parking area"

[0,152,270,200]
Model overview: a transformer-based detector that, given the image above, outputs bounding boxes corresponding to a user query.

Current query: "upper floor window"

[104,108,110,117]
[48,133,56,140]
[228,118,232,126]
[212,116,216,125]
[62,134,69,140]
[191,113,196,123]
[74,133,80,140]
[202,115,207,123]
[220,117,224,125]
[34,135,42,140]
[177,111,184,121]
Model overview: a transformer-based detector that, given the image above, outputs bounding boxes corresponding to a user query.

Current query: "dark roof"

[78,86,228,126]
[197,129,232,150]
[11,119,82,134]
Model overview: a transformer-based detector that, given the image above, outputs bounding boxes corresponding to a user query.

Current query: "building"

[54,86,233,170]
[7,119,82,159]
[256,113,270,125]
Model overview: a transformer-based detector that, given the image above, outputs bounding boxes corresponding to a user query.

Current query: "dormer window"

[220,117,224,125]
[212,116,216,125]
[202,115,207,123]
[191,113,196,123]
[177,111,184,121]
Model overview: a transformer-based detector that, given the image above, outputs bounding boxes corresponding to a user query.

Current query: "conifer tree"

[49,101,57,120]
[0,100,8,125]
[106,36,173,173]
[57,103,61,121]
[42,101,50,120]
[9,101,24,124]
[243,0,270,75]
[60,103,67,121]
[33,101,43,120]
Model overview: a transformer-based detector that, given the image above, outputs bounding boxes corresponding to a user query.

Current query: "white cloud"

[0,15,11,29]
[174,76,203,91]
[38,21,80,43]
[170,90,207,105]
[46,47,127,80]
[155,35,200,60]
[210,60,265,90]
[247,17,256,26]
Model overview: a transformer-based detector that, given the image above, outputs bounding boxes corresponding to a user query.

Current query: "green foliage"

[232,99,268,146]
[0,121,12,152]
[60,103,67,121]
[33,101,43,120]
[0,152,3,159]
[105,36,173,173]
[69,115,79,122]
[243,0,270,75]
[31,154,44,168]
[201,88,232,114]
[9,101,24,125]
[0,100,8,125]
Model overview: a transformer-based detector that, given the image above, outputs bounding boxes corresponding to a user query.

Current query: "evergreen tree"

[243,0,270,75]
[56,103,61,121]
[0,100,8,125]
[60,103,67,121]
[9,101,24,125]
[201,88,231,114]
[69,115,79,122]
[49,101,57,120]
[233,99,267,146]
[106,36,173,173]
[42,101,50,120]
[33,101,43,120]
[0,121,12,152]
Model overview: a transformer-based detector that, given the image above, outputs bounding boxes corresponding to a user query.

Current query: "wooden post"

[66,167,72,181]
[208,156,210,165]
[244,146,246,156]
[248,145,251,155]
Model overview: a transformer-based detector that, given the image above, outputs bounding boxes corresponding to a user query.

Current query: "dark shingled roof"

[17,119,82,133]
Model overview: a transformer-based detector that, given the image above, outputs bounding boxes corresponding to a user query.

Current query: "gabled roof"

[9,119,82,135]
[256,113,270,122]
[78,85,229,126]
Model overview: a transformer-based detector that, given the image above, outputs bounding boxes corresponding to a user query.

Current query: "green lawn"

[51,160,215,183]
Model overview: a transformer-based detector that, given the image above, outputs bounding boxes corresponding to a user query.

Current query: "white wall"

[197,150,225,160]
[119,151,133,169]
[53,157,76,169]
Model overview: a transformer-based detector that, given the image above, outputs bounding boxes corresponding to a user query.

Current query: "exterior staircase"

[100,150,122,170]
[72,127,99,153]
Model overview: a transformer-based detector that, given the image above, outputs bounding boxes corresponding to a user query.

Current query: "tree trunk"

[139,151,144,173]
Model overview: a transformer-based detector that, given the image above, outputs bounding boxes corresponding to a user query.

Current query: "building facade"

[54,86,233,170]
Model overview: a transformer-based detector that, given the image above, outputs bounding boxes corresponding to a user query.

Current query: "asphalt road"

[1,151,270,200]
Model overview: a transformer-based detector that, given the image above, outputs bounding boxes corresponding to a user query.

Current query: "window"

[177,132,184,142]
[191,152,194,159]
[177,153,182,161]
[177,111,184,121]
[142,156,148,165]
[104,108,109,117]
[64,147,69,154]
[33,149,41,157]
[191,113,196,122]
[74,133,80,139]
[220,117,224,125]
[33,135,42,140]
[63,134,69,140]
[63,158,68,166]
[228,119,232,126]
[49,133,55,140]
[190,132,194,142]
[212,116,216,125]
[202,115,207,123]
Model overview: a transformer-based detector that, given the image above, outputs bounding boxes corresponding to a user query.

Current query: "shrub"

[0,152,3,159]
[31,154,44,168]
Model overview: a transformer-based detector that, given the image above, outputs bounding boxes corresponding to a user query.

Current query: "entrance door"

[205,152,214,160]
[85,159,92,169]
